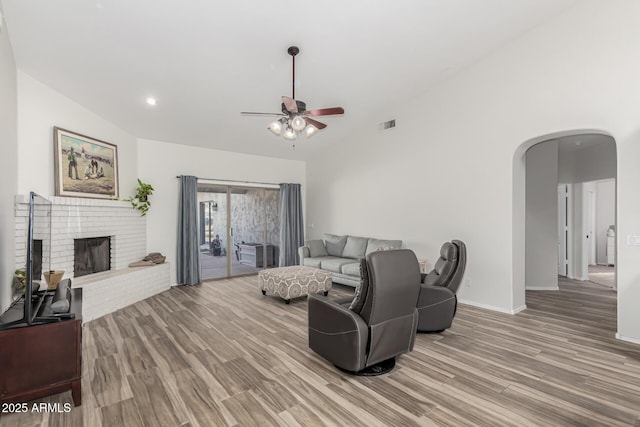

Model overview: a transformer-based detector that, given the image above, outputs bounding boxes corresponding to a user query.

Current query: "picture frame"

[53,127,119,199]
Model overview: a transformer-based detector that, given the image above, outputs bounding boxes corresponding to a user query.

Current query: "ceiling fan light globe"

[283,127,297,141]
[268,120,283,136]
[291,116,307,131]
[305,125,318,138]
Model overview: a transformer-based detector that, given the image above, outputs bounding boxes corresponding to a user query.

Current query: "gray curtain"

[177,175,201,285]
[279,183,304,266]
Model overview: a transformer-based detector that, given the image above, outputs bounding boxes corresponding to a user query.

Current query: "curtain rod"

[176,176,295,188]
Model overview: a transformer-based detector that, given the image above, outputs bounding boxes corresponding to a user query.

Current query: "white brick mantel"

[15,194,171,323]
[15,194,147,277]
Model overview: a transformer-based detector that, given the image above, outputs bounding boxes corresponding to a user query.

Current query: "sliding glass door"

[198,185,229,280]
[198,183,280,280]
[230,187,280,276]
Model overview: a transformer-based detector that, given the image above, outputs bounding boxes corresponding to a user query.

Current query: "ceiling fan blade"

[240,112,285,117]
[305,117,327,130]
[305,107,344,117]
[282,96,298,113]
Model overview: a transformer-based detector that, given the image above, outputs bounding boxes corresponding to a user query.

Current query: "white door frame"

[586,188,597,266]
[557,184,569,277]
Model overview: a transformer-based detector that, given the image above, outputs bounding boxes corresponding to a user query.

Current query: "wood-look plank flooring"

[1,276,640,426]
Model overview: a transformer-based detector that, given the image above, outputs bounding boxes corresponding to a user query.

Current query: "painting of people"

[54,127,119,199]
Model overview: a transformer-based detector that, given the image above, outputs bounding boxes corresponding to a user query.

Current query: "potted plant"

[129,179,154,216]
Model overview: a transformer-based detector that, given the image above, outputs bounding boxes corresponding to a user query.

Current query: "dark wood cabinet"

[0,288,82,406]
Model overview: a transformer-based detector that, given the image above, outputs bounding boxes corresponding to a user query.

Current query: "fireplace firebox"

[74,237,111,277]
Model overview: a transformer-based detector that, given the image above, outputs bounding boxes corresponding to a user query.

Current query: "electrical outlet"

[627,235,640,246]
[465,278,471,288]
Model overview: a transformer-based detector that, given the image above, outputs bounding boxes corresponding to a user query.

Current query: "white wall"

[576,143,617,183]
[16,71,138,198]
[137,139,305,284]
[0,3,18,312]
[525,141,558,290]
[559,142,616,184]
[306,0,640,342]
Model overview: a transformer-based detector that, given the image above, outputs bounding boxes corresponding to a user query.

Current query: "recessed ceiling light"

[146,97,157,106]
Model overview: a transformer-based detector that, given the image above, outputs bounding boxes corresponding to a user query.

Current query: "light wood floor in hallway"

[1,276,639,426]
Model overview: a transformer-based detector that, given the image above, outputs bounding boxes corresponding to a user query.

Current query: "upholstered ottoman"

[258,266,332,304]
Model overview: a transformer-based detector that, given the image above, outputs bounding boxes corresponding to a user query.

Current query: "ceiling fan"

[241,46,344,141]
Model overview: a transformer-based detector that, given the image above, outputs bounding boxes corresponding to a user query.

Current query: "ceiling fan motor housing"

[282,100,306,115]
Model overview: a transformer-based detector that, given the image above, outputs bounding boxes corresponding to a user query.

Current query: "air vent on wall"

[379,119,396,131]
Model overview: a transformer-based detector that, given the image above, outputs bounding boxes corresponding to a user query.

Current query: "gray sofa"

[298,233,402,286]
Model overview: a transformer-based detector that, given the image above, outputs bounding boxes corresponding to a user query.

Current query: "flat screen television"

[1,192,52,328]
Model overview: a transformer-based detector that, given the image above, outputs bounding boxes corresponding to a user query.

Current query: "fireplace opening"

[74,237,111,277]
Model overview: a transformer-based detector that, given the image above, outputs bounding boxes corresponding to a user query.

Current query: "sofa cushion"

[324,234,347,257]
[303,256,339,269]
[341,262,361,277]
[365,238,403,255]
[341,236,369,259]
[320,258,356,274]
[306,239,328,257]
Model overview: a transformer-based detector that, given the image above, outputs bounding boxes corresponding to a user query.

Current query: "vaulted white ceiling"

[1,0,576,160]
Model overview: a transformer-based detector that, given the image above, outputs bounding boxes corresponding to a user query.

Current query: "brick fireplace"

[15,195,147,280]
[14,194,171,323]
[74,236,111,277]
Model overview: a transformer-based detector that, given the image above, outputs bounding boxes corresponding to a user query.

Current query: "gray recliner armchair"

[308,249,421,375]
[416,240,467,332]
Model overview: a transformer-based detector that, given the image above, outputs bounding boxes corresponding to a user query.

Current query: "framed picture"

[53,127,119,199]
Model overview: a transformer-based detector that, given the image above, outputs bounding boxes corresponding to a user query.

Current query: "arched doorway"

[512,130,617,311]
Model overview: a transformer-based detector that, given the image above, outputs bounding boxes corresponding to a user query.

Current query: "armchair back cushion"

[423,242,458,287]
[360,250,421,325]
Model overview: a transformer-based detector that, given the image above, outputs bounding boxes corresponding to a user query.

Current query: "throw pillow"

[341,236,369,259]
[306,240,328,258]
[324,233,347,257]
[349,258,370,313]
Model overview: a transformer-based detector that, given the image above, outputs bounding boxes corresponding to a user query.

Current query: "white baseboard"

[458,299,527,315]
[616,333,640,345]
[525,285,559,291]
[512,304,527,314]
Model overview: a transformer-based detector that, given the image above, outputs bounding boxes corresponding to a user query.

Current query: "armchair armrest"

[417,284,456,308]
[416,284,457,332]
[308,293,368,372]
